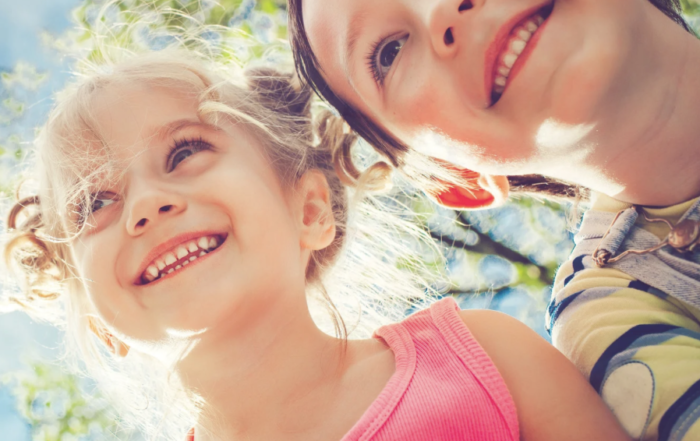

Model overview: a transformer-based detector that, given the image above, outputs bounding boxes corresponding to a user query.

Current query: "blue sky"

[0,0,78,70]
[0,0,81,143]
[0,0,80,439]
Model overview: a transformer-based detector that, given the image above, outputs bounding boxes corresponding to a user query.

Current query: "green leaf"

[3,97,25,114]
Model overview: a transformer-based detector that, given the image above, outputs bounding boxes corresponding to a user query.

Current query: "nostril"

[458,0,473,12]
[159,205,173,213]
[136,218,147,228]
[444,28,455,46]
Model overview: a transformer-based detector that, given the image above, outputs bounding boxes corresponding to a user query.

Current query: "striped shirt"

[548,194,700,441]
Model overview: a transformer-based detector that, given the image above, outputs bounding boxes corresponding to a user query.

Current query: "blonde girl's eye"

[368,35,408,84]
[72,191,118,227]
[90,193,118,213]
[167,137,213,172]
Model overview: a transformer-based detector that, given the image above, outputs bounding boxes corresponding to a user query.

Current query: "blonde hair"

[2,51,445,439]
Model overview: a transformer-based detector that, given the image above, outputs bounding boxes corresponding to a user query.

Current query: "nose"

[429,0,474,58]
[125,183,187,236]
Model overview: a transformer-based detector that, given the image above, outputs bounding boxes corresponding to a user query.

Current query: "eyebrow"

[153,119,206,142]
[344,10,370,78]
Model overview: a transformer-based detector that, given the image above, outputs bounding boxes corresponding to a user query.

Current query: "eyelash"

[74,191,118,228]
[367,38,387,85]
[166,136,214,172]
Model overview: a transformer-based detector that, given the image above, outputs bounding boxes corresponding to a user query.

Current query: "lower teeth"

[145,243,220,283]
[156,249,213,280]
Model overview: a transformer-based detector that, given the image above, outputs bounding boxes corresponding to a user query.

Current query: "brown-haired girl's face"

[70,83,308,345]
[301,0,661,176]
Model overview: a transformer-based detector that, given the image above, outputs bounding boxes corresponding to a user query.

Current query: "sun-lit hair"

[1,50,448,439]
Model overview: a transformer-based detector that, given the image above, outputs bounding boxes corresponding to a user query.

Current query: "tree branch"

[427,213,553,287]
[442,287,513,297]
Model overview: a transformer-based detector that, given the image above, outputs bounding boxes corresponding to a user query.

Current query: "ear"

[87,316,130,358]
[296,170,336,251]
[426,161,509,210]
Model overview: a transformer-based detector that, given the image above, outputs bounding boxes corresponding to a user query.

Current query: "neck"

[548,4,700,206]
[176,293,347,441]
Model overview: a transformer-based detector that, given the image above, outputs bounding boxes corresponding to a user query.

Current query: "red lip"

[133,230,228,286]
[483,1,553,105]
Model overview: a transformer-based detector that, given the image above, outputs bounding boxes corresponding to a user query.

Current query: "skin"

[72,83,629,440]
[302,0,700,207]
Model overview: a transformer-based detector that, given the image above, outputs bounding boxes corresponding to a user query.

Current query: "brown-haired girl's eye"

[380,40,403,67]
[368,35,408,84]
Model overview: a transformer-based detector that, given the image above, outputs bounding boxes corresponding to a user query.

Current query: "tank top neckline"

[339,307,418,440]
[185,304,418,441]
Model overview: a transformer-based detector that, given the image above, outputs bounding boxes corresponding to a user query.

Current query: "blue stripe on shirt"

[628,280,652,292]
[563,255,586,287]
[590,324,680,393]
[547,291,583,334]
[659,379,700,441]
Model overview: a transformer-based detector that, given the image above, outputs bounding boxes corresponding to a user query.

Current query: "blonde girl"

[2,52,627,440]
[288,0,700,439]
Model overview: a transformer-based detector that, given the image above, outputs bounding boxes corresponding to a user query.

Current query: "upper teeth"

[141,235,221,284]
[492,14,545,99]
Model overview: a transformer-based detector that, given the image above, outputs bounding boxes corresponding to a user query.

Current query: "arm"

[459,309,631,441]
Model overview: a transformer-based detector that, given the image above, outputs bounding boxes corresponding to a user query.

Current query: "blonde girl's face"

[302,0,656,175]
[70,84,306,344]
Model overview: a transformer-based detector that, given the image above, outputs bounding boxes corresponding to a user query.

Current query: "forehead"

[53,81,204,195]
[90,82,200,160]
[302,0,343,59]
[301,0,357,93]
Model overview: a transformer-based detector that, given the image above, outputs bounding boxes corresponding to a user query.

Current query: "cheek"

[74,236,157,339]
[386,83,509,168]
[173,168,303,327]
[230,173,303,275]
[386,63,495,149]
[388,67,454,129]
[75,238,118,310]
[227,175,301,272]
[386,61,563,173]
[537,1,633,124]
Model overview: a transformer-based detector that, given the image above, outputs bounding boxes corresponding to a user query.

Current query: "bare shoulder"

[456,309,631,441]
[456,309,571,371]
[456,309,583,384]
[457,308,534,334]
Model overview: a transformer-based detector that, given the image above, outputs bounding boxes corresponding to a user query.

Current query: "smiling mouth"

[489,4,553,105]
[139,234,227,285]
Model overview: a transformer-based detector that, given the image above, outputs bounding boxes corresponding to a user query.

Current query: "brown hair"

[287,0,692,201]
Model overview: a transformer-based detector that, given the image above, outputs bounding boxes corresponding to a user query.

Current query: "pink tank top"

[341,296,519,440]
[186,297,519,440]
